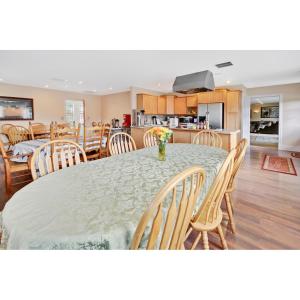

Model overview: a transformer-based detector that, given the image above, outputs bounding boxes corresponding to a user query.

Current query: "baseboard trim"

[279,144,300,152]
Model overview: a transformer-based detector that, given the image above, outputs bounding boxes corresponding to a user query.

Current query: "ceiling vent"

[215,62,233,68]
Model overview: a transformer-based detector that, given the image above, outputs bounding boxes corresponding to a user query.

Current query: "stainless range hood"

[172,70,215,94]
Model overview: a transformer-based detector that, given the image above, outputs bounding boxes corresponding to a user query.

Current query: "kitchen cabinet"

[166,95,174,114]
[213,89,226,102]
[174,97,187,114]
[198,92,213,103]
[157,96,167,114]
[226,91,241,131]
[137,94,158,115]
[186,95,198,107]
[227,91,240,113]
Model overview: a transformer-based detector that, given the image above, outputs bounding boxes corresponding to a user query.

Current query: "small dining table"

[1,144,228,250]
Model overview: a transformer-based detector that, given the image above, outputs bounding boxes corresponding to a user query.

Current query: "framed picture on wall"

[0,96,34,120]
[261,106,279,118]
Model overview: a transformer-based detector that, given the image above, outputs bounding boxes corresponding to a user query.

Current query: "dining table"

[10,137,108,163]
[1,143,228,250]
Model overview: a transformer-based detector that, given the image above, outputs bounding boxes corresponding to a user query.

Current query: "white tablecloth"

[1,144,227,250]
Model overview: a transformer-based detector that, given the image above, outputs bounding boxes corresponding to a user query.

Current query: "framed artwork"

[0,96,34,120]
[261,106,279,118]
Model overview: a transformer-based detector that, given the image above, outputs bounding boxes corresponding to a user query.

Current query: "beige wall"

[101,91,131,123]
[0,83,101,128]
[247,83,300,151]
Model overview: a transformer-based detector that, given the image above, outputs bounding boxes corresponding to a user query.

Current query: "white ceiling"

[0,50,300,95]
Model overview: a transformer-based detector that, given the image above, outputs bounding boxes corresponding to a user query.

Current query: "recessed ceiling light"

[108,87,113,90]
[157,83,161,87]
[44,85,49,88]
[92,89,97,93]
[78,81,83,85]
[0,78,3,81]
[226,80,231,84]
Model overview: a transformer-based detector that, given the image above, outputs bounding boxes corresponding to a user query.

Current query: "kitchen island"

[131,127,240,151]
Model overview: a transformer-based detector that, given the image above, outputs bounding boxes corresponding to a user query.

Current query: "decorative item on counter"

[149,127,173,161]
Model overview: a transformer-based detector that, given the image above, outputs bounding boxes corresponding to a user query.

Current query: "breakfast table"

[1,144,228,250]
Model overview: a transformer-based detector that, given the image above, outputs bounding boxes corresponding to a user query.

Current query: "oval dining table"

[1,144,228,250]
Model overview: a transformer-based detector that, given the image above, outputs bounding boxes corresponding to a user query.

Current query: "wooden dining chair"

[131,166,206,250]
[30,140,87,180]
[0,138,32,194]
[50,124,81,143]
[7,126,30,145]
[109,132,136,156]
[185,148,235,250]
[83,126,102,160]
[223,138,248,233]
[143,129,157,148]
[100,123,111,158]
[192,130,222,148]
[29,122,50,140]
[1,124,14,135]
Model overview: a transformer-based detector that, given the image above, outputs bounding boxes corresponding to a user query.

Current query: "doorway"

[64,99,85,127]
[249,95,281,148]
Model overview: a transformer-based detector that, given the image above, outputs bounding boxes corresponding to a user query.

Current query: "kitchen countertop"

[131,126,240,135]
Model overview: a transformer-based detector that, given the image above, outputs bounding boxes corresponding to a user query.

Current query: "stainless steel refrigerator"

[198,103,224,129]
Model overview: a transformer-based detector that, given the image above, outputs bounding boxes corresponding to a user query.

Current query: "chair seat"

[191,208,223,231]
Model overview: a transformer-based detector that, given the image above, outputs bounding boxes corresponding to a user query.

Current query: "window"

[64,100,84,125]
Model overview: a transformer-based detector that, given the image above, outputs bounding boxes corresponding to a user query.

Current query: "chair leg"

[191,231,202,250]
[217,225,228,250]
[225,192,236,234]
[202,231,209,250]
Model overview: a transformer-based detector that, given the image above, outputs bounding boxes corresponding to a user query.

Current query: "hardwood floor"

[1,145,300,249]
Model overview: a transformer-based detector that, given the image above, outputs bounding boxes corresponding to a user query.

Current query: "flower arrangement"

[149,127,173,161]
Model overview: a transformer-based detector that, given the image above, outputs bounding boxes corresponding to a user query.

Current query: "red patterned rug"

[262,155,297,176]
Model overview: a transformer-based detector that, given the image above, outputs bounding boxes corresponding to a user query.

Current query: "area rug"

[262,155,297,176]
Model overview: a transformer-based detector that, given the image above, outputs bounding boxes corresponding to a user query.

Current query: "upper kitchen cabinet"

[137,94,158,115]
[166,95,175,114]
[227,90,241,113]
[174,97,187,114]
[157,96,167,114]
[198,91,213,103]
[213,89,227,102]
[186,95,198,107]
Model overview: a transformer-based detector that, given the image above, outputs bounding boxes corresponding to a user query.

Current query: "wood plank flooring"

[1,145,300,249]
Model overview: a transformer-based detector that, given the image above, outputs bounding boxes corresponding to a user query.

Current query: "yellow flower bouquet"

[149,127,173,161]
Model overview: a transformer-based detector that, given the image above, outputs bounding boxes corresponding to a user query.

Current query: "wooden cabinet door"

[137,94,158,114]
[198,92,213,103]
[157,96,166,114]
[227,91,240,113]
[213,90,226,102]
[186,95,198,107]
[174,97,187,114]
[166,96,174,114]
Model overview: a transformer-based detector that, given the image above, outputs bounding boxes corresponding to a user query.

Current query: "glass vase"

[158,141,166,161]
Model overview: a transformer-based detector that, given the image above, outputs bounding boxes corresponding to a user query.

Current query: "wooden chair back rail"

[143,130,157,148]
[31,140,87,180]
[1,124,14,135]
[192,149,235,226]
[109,132,136,156]
[229,138,248,189]
[83,126,102,151]
[99,124,111,157]
[50,124,81,143]
[29,122,50,140]
[192,130,222,148]
[7,126,30,145]
[0,138,32,193]
[131,166,205,250]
